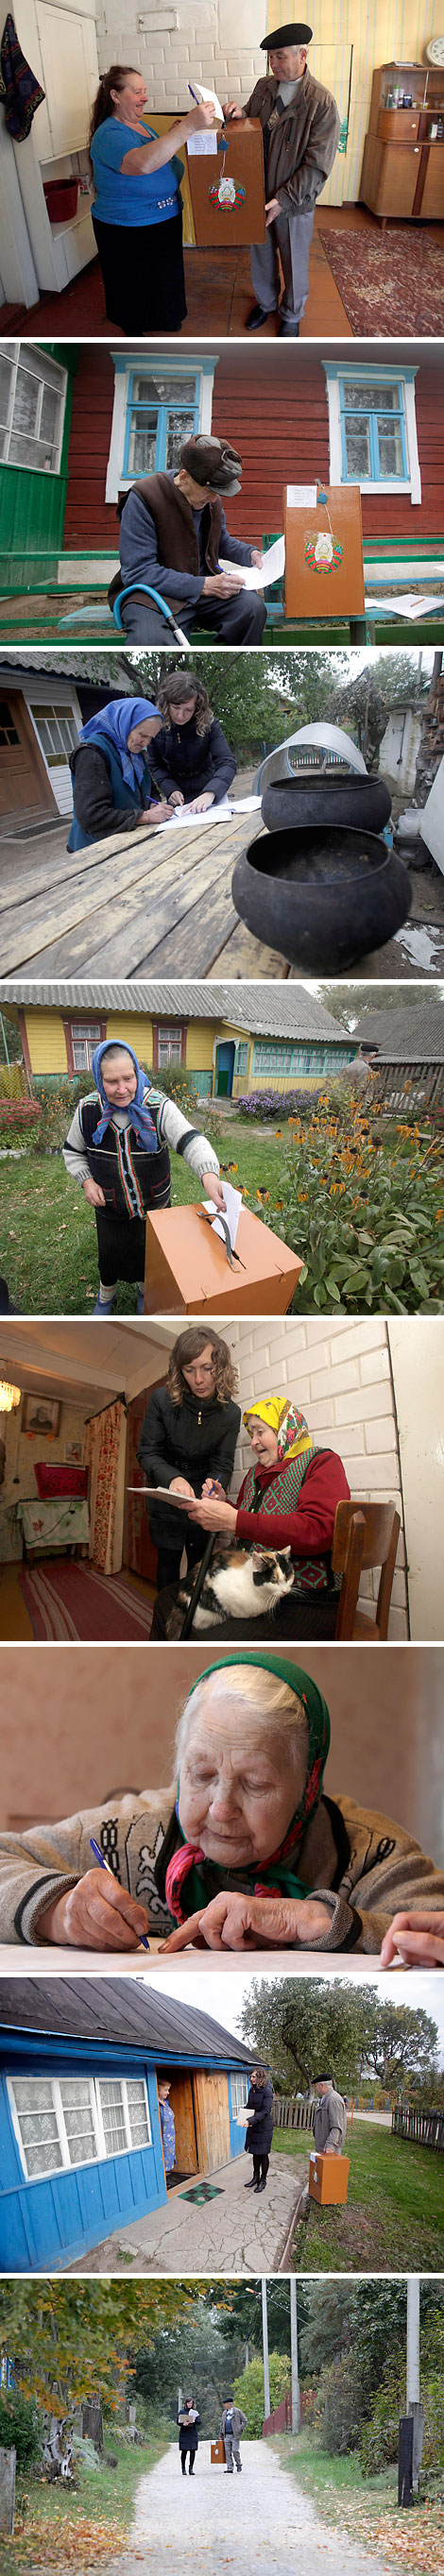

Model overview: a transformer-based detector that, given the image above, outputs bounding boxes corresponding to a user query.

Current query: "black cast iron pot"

[231,825,412,972]
[261,774,392,836]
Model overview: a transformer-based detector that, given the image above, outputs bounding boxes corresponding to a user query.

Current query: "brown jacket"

[245,65,340,215]
[109,471,223,613]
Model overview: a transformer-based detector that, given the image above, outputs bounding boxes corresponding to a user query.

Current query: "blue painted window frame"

[338,374,408,485]
[123,369,199,480]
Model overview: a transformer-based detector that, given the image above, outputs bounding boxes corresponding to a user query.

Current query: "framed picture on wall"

[65,1439,83,1464]
[23,1395,60,1437]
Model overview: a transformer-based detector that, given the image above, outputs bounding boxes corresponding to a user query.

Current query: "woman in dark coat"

[177,2398,200,2476]
[151,670,237,812]
[137,1326,241,1592]
[244,2066,274,2194]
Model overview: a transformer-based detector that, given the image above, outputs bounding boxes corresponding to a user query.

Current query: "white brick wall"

[225,1317,407,1638]
[96,0,263,103]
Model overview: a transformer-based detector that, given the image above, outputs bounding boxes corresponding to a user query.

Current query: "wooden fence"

[392,2104,444,2151]
[273,2098,316,2134]
[263,2388,316,2438]
[373,1061,444,1112]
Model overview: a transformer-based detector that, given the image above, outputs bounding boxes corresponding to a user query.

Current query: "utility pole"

[406,2279,423,2494]
[290,2280,300,2434]
[262,2279,270,2420]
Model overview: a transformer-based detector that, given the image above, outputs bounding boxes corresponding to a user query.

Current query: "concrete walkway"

[111,2438,392,2576]
[72,2146,305,2277]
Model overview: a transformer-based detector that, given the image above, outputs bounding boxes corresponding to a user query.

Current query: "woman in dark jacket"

[177,2398,200,2476]
[67,696,175,851]
[137,1327,240,1591]
[151,670,237,811]
[244,2067,274,2195]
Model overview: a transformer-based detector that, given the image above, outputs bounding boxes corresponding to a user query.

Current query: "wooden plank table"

[0,805,294,980]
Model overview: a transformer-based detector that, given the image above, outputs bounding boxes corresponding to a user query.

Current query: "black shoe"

[245,2177,257,2187]
[257,2178,267,2191]
[278,317,299,336]
[246,301,274,331]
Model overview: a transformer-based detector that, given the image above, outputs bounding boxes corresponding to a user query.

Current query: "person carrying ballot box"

[109,432,267,645]
[225,23,339,336]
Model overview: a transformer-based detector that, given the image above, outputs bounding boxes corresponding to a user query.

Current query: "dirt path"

[111,2438,392,2576]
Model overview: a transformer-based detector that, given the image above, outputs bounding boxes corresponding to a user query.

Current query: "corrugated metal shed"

[0,1977,254,2066]
[0,979,358,1045]
[356,1002,444,1060]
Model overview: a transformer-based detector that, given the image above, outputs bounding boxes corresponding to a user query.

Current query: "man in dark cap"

[109,432,266,643]
[225,25,339,335]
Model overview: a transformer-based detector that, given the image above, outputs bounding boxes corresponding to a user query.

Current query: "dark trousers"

[180,2446,196,2474]
[155,1532,202,1594]
[253,2153,269,2182]
[120,589,267,646]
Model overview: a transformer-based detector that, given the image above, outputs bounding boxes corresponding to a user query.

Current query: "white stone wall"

[226,1315,407,1637]
[95,0,263,110]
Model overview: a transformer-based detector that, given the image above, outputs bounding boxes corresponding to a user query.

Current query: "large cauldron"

[231,825,412,972]
[261,775,392,837]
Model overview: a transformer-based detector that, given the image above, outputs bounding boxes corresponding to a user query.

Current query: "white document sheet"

[127,1485,193,1509]
[219,534,284,591]
[286,484,317,506]
[231,794,262,811]
[365,591,444,621]
[202,1178,243,1251]
[192,79,224,113]
[156,799,233,830]
[187,131,218,157]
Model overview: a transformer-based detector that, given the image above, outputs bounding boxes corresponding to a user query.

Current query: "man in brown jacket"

[225,22,340,336]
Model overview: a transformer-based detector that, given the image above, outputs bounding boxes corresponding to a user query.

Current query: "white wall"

[387,1318,444,1642]
[226,1315,408,1638]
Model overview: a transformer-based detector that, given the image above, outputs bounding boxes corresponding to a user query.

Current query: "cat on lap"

[153,1392,350,1641]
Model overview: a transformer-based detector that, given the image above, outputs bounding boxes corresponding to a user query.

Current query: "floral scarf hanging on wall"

[83,1399,127,1576]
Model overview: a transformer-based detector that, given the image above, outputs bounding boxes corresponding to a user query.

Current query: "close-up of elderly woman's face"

[247,1415,280,1465]
[101,1050,138,1106]
[178,1686,308,1868]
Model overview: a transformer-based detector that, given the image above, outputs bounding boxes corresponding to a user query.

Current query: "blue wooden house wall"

[0,2033,248,2275]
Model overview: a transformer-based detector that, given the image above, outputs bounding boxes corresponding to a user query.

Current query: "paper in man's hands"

[202,1178,243,1251]
[219,534,284,591]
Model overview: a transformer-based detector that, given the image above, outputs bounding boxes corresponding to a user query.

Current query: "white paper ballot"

[187,131,218,157]
[366,591,444,622]
[202,1178,243,1253]
[157,799,233,831]
[193,79,223,113]
[219,534,284,591]
[231,795,263,812]
[127,1484,195,1509]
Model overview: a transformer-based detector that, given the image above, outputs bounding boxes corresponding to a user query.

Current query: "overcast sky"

[150,1966,444,2063]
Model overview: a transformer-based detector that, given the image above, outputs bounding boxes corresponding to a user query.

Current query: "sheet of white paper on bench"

[202,1178,243,1252]
[365,591,444,621]
[187,130,218,156]
[219,534,285,591]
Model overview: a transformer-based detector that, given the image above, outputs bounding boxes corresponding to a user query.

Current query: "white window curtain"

[9,2074,151,2178]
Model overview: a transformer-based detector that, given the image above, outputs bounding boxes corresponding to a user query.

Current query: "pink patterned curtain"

[83,1400,127,1575]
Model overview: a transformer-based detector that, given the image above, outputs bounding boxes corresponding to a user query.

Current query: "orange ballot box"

[144,1202,302,1316]
[283,484,365,621]
[308,2151,350,2208]
[187,120,265,246]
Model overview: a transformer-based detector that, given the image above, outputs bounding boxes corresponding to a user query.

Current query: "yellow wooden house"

[1,979,359,1102]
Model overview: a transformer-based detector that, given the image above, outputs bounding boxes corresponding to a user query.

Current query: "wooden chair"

[333,1500,401,1641]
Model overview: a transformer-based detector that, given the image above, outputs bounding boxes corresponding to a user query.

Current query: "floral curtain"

[83,1399,127,1575]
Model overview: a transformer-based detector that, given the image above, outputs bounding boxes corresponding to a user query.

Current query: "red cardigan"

[235,1449,350,1558]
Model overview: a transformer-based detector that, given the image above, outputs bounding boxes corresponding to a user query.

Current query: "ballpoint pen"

[89,1837,150,1951]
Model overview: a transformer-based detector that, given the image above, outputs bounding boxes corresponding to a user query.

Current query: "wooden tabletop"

[0,805,294,981]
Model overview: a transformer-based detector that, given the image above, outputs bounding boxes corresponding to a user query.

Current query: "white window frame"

[323,364,421,506]
[8,2072,151,2180]
[0,342,67,477]
[231,2073,249,2117]
[106,354,217,504]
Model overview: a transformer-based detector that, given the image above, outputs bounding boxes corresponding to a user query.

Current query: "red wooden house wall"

[63,345,444,555]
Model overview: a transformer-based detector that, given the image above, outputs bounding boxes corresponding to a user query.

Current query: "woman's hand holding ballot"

[200,1173,226,1209]
[37,1870,151,1951]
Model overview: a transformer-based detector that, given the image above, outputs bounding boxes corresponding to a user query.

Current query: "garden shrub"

[261,1093,444,1313]
[235,1090,324,1124]
[360,2359,444,2480]
[151,1059,198,1120]
[0,1099,42,1148]
[310,2351,365,2456]
[231,2350,291,2436]
[0,2393,41,2472]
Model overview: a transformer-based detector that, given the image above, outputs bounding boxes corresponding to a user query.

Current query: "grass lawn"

[272,2123,444,2274]
[0,1122,286,1314]
[0,2425,167,2571]
[276,2431,444,2576]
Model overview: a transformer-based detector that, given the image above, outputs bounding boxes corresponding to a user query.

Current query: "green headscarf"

[163,1652,331,1924]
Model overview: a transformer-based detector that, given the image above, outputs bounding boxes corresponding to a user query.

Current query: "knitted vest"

[67,731,152,853]
[240,1448,335,1596]
[78,1093,171,1221]
[109,472,223,610]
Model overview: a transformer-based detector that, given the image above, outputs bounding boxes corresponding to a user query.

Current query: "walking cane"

[179,1533,215,1637]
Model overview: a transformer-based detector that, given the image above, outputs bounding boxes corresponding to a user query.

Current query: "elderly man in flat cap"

[225,24,340,336]
[109,432,267,643]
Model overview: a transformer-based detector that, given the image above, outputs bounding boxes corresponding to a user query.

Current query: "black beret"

[261,24,313,45]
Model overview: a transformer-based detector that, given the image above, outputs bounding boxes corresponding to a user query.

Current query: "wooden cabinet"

[359,60,444,221]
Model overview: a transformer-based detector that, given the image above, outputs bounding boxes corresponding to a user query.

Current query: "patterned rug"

[319,227,444,336]
[18,1559,153,1641]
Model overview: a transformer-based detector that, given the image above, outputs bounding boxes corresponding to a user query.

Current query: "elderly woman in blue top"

[67,697,176,851]
[89,63,215,333]
[62,1038,224,1316]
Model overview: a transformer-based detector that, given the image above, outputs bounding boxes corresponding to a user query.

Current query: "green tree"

[231,2350,290,2435]
[0,2280,200,2418]
[237,1976,379,2093]
[361,2000,438,2089]
[122,649,346,761]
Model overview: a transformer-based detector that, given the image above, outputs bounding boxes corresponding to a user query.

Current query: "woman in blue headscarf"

[67,697,175,850]
[62,1038,224,1314]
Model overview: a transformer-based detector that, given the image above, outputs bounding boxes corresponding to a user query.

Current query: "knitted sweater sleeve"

[152,1090,220,1180]
[236,1450,350,1556]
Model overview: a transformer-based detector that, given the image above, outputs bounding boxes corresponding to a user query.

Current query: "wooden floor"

[0,805,294,979]
[6,203,440,342]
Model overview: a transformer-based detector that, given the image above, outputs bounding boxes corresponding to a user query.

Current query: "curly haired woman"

[150,670,237,812]
[137,1326,241,1591]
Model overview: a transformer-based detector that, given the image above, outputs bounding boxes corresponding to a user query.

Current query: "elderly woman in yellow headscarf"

[184,1396,350,1639]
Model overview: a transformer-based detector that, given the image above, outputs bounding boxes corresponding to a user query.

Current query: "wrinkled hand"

[169,789,185,807]
[200,1171,225,1209]
[186,1495,237,1533]
[223,100,244,119]
[38,1870,151,1951]
[187,791,215,813]
[201,1477,225,1500]
[169,1476,196,1500]
[187,100,219,132]
[139,800,176,825]
[380,1910,444,1969]
[265,195,281,227]
[83,1175,106,1208]
[203,573,245,598]
[161,1892,331,1952]
[250,550,264,569]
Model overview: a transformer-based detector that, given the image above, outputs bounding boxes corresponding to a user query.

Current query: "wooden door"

[193,2071,231,2174]
[157,2074,198,2177]
[36,4,98,154]
[379,145,420,215]
[0,693,55,820]
[123,1380,167,1581]
[418,150,444,216]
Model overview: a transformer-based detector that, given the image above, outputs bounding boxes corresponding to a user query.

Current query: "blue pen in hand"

[89,1837,150,1952]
